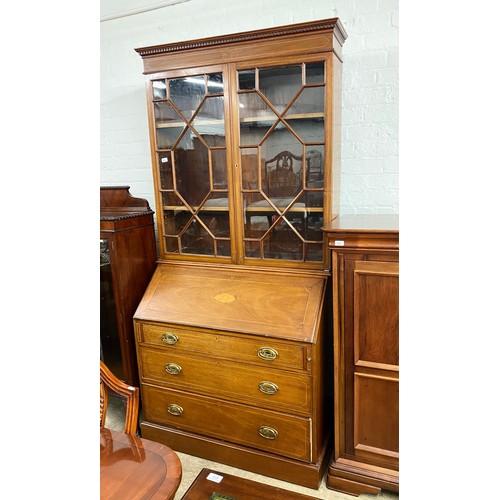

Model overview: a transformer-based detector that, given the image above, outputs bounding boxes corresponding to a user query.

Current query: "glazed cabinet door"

[234,59,330,265]
[145,56,336,269]
[147,65,234,261]
[341,255,399,469]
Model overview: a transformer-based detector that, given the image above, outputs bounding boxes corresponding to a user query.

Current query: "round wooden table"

[100,427,182,499]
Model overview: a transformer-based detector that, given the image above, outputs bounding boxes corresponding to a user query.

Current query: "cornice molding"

[135,18,347,57]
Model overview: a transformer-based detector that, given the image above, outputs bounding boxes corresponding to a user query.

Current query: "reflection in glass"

[158,152,173,189]
[174,135,210,206]
[239,93,276,146]
[238,62,327,263]
[238,70,255,90]
[161,190,183,208]
[207,73,224,94]
[155,102,186,148]
[152,80,167,100]
[192,96,225,147]
[169,76,205,119]
[156,125,186,149]
[156,71,229,258]
[240,148,260,190]
[259,66,302,114]
[286,86,325,117]
[306,62,324,84]
[264,217,303,261]
[211,149,228,190]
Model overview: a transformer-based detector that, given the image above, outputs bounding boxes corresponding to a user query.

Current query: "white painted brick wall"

[101,0,399,215]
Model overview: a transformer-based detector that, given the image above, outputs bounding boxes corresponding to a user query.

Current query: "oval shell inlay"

[215,293,236,303]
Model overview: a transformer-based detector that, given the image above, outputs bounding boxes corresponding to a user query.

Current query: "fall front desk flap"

[134,264,327,343]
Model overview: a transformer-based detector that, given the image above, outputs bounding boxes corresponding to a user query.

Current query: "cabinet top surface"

[134,264,327,342]
[323,214,399,233]
[135,17,347,57]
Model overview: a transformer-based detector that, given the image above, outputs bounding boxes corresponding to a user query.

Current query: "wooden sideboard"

[100,186,157,386]
[323,214,399,496]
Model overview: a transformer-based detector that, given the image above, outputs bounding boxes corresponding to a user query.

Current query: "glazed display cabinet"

[133,18,347,488]
[135,17,346,270]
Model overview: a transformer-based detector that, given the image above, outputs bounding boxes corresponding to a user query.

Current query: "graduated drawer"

[142,384,312,462]
[139,347,311,414]
[138,322,308,371]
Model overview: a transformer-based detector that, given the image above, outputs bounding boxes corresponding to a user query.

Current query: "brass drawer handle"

[259,381,279,395]
[167,404,183,416]
[165,363,182,375]
[161,333,179,345]
[258,426,278,440]
[258,347,278,360]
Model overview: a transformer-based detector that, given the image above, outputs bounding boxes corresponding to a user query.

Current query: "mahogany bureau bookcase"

[132,19,347,488]
[323,214,399,495]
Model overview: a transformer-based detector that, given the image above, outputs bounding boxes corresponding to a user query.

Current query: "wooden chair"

[265,150,302,198]
[100,360,140,435]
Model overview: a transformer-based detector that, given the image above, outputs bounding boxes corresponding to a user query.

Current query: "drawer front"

[139,323,308,371]
[142,384,312,462]
[139,347,312,414]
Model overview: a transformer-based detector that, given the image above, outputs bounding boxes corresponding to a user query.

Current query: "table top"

[181,468,321,500]
[100,427,182,500]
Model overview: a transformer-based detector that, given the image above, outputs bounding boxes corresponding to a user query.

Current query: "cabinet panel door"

[343,257,399,468]
[353,261,399,370]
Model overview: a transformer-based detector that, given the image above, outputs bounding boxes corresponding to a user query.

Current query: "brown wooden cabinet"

[135,18,346,270]
[323,214,399,495]
[100,186,157,386]
[134,263,330,487]
[133,19,347,488]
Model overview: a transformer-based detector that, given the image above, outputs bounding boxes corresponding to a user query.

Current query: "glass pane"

[199,209,230,239]
[259,65,302,115]
[305,213,324,241]
[207,73,224,94]
[286,87,325,117]
[158,152,173,189]
[264,217,303,261]
[211,149,228,190]
[245,240,262,258]
[240,148,260,190]
[162,206,191,237]
[155,102,185,148]
[165,236,179,253]
[181,219,214,256]
[245,194,272,239]
[152,79,167,100]
[306,146,324,187]
[304,242,323,262]
[161,190,183,208]
[285,117,324,143]
[215,239,231,257]
[285,87,324,142]
[192,96,225,147]
[156,125,186,149]
[239,93,277,146]
[238,70,255,90]
[306,62,324,84]
[169,75,205,119]
[173,136,210,206]
[260,129,303,199]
